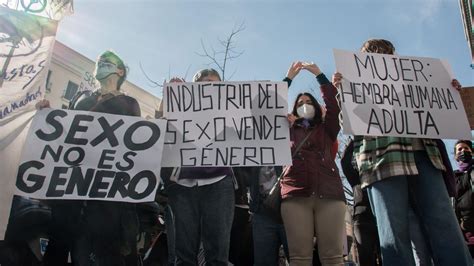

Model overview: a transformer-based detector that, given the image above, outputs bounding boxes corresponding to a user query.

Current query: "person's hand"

[302,62,322,76]
[320,105,327,120]
[332,72,343,87]
[452,79,462,92]
[287,113,297,127]
[461,219,466,231]
[35,99,50,110]
[286,61,303,80]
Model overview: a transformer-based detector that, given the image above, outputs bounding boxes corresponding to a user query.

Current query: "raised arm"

[303,63,340,140]
[283,61,303,87]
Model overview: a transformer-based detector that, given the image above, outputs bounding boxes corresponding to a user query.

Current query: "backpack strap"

[268,129,314,195]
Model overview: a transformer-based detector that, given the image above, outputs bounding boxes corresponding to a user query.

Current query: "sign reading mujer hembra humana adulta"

[333,49,471,139]
[162,81,292,167]
[16,109,167,203]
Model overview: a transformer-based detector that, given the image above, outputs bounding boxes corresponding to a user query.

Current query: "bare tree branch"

[227,50,244,60]
[228,69,238,81]
[139,61,162,88]
[197,38,224,74]
[183,64,192,81]
[197,22,245,81]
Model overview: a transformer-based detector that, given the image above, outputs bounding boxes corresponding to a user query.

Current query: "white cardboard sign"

[16,109,166,202]
[162,81,292,167]
[333,49,471,139]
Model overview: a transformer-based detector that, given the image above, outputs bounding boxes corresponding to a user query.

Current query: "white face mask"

[94,61,119,81]
[297,104,315,119]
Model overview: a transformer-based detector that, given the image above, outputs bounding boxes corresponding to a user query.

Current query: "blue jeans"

[252,212,289,266]
[367,151,472,266]
[165,204,176,265]
[409,208,433,266]
[168,176,235,266]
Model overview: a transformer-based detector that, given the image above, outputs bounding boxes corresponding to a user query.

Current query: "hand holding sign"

[287,113,297,127]
[35,99,50,110]
[452,79,462,92]
[332,72,343,87]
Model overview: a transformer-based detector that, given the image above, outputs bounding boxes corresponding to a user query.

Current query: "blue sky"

[56,0,473,159]
[56,0,473,104]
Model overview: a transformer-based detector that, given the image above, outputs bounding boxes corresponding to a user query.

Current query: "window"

[63,81,78,100]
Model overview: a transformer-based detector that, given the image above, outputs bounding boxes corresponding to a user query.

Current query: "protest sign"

[161,81,291,167]
[333,49,471,139]
[0,0,74,20]
[78,70,98,92]
[0,7,57,123]
[0,7,58,239]
[16,109,166,203]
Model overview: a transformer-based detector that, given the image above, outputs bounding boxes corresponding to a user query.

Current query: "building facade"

[459,0,474,67]
[45,41,161,118]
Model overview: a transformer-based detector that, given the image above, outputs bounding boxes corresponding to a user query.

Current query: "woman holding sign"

[333,39,471,266]
[165,68,236,266]
[38,50,141,266]
[280,61,346,266]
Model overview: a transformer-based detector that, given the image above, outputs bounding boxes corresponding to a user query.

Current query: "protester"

[281,61,346,266]
[454,140,474,258]
[341,139,381,266]
[166,68,235,266]
[228,171,254,266]
[313,139,339,266]
[229,74,322,266]
[342,140,433,266]
[38,50,141,265]
[233,166,288,266]
[333,38,472,266]
[159,167,177,265]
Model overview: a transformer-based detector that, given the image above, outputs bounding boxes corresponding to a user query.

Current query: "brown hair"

[360,39,395,55]
[192,68,221,82]
[291,92,323,125]
[454,140,473,155]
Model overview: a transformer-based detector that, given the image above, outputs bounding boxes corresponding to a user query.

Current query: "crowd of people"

[1,38,473,266]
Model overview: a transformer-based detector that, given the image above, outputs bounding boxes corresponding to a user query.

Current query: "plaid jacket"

[354,136,446,189]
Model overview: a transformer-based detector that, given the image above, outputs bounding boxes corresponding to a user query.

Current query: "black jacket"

[233,166,282,214]
[455,165,474,232]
